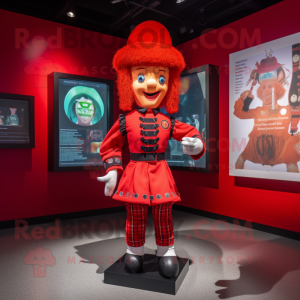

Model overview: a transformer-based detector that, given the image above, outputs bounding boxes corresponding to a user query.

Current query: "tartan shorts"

[125,202,174,247]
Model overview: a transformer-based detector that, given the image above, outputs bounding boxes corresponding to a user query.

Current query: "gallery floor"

[0,209,299,300]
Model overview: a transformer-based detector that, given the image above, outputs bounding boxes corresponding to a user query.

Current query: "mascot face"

[75,97,95,125]
[258,79,274,105]
[257,78,286,106]
[131,66,169,108]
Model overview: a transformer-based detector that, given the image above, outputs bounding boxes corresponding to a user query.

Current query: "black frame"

[48,72,113,172]
[0,92,35,149]
[167,64,219,173]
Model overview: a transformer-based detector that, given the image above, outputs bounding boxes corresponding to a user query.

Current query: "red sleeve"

[234,98,256,119]
[171,119,206,161]
[100,115,127,174]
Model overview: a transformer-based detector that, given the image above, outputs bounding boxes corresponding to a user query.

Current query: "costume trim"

[139,117,157,123]
[137,106,160,116]
[140,124,159,129]
[140,137,159,145]
[140,145,159,152]
[104,156,122,170]
[119,114,127,136]
[169,116,175,139]
[140,129,159,137]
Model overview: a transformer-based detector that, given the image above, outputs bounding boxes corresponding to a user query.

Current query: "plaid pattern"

[125,202,174,247]
[152,202,174,246]
[125,203,148,247]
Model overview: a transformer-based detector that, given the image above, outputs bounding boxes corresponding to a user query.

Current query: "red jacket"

[100,107,205,205]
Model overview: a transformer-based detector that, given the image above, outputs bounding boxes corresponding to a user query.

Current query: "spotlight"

[67,11,75,18]
[198,8,207,25]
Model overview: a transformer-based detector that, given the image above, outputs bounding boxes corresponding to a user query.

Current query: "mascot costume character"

[97,20,206,279]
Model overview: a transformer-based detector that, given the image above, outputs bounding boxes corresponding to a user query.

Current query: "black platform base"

[104,254,189,295]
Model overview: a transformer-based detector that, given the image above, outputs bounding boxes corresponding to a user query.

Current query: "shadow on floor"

[74,229,223,275]
[215,237,300,299]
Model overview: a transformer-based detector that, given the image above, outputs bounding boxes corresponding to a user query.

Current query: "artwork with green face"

[64,86,104,126]
[75,100,95,117]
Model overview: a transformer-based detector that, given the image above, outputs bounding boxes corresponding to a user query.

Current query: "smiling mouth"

[143,91,161,101]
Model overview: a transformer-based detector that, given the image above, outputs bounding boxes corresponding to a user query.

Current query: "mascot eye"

[138,74,145,83]
[159,76,165,84]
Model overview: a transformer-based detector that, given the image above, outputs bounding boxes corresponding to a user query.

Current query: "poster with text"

[229,32,300,181]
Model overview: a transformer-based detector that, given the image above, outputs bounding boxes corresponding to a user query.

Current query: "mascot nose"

[147,78,157,88]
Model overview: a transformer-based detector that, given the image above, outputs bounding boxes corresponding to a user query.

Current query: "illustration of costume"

[98,21,205,279]
[234,50,300,172]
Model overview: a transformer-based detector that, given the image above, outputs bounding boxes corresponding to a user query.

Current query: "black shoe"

[158,256,179,279]
[124,253,144,273]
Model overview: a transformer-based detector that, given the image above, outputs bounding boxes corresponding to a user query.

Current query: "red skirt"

[112,160,181,205]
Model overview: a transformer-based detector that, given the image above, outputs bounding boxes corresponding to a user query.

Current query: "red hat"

[255,56,281,74]
[113,20,185,72]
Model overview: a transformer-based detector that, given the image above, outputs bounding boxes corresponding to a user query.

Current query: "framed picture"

[48,72,113,172]
[229,32,300,181]
[0,92,35,148]
[161,64,219,173]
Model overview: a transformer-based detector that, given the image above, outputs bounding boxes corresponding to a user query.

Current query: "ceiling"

[1,0,283,46]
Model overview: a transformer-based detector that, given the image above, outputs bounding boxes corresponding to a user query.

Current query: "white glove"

[181,137,203,156]
[97,169,118,196]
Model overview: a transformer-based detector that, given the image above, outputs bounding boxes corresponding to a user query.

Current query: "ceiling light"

[198,8,207,25]
[176,0,186,3]
[67,11,75,18]
[180,25,187,34]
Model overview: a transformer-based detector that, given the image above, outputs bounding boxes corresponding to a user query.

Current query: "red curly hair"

[112,21,185,115]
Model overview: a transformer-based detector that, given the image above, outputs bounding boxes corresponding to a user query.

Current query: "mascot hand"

[182,137,203,155]
[240,90,254,102]
[97,169,117,196]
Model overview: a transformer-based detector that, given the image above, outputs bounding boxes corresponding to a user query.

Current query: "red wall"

[174,0,300,233]
[0,0,299,234]
[0,9,126,222]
